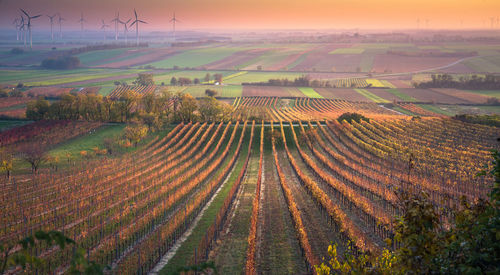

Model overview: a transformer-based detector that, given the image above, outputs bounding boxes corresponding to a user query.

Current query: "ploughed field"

[1,116,497,274]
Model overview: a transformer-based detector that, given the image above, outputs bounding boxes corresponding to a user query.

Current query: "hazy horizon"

[1,0,499,32]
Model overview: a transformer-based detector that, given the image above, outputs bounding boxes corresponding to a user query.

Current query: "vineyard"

[232,96,399,121]
[108,85,157,99]
[0,114,497,274]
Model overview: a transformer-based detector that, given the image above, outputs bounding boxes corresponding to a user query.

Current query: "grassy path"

[212,148,258,274]
[256,149,307,274]
[279,127,344,263]
[158,126,247,274]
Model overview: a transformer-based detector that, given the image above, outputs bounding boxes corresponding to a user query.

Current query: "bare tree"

[19,144,47,174]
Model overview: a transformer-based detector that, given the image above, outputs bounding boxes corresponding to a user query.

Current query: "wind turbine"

[12,18,20,41]
[101,20,110,41]
[20,9,41,49]
[77,12,86,38]
[19,16,27,47]
[120,18,131,44]
[47,14,57,41]
[111,12,121,40]
[130,9,147,47]
[170,12,180,42]
[58,14,65,39]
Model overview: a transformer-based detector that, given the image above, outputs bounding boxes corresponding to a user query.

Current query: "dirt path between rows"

[257,153,308,274]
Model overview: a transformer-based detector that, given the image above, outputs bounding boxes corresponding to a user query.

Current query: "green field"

[298,87,323,98]
[154,70,237,85]
[49,124,126,161]
[147,47,242,69]
[77,48,131,66]
[183,85,243,97]
[419,104,454,116]
[386,88,417,102]
[24,69,146,86]
[223,72,303,85]
[0,120,31,132]
[466,90,500,99]
[329,48,365,54]
[354,89,390,103]
[463,55,500,73]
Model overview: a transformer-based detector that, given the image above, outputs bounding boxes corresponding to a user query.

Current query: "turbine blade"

[32,15,42,19]
[20,9,29,17]
[138,20,147,24]
[134,9,138,19]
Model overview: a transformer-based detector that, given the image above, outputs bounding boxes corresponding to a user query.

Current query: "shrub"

[41,56,81,70]
[11,47,24,54]
[337,112,369,124]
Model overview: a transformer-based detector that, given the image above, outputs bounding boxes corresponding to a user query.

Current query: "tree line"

[169,73,224,86]
[414,74,500,90]
[26,90,233,126]
[242,75,345,88]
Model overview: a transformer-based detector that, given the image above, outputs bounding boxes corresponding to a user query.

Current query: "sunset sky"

[0,0,499,31]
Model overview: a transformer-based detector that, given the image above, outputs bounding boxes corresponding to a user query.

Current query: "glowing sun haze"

[0,0,499,30]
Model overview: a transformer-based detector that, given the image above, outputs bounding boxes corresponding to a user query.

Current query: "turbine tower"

[20,9,41,49]
[120,18,131,44]
[101,20,110,41]
[19,16,27,47]
[58,14,65,39]
[111,11,121,41]
[78,12,86,38]
[12,18,20,41]
[130,9,147,47]
[170,12,180,42]
[47,14,57,41]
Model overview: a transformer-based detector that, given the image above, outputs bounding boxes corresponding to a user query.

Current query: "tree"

[337,112,369,124]
[0,89,8,98]
[194,78,200,84]
[204,73,211,82]
[205,89,217,97]
[214,73,223,84]
[141,113,162,131]
[170,77,178,86]
[0,149,13,179]
[177,94,198,122]
[198,97,221,122]
[19,144,47,174]
[178,77,192,86]
[103,138,116,155]
[124,124,148,147]
[0,230,104,274]
[134,73,154,86]
[142,93,157,114]
[26,97,50,120]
